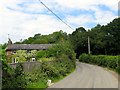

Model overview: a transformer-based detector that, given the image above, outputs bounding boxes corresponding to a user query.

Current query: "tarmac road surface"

[48,62,119,89]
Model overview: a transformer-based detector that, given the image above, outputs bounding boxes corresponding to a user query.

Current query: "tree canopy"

[14,17,120,58]
[16,30,67,44]
[69,18,120,58]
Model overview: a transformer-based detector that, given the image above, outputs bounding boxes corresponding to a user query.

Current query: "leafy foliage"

[79,54,119,73]
[69,18,120,57]
[0,44,7,61]
[26,42,76,88]
[10,50,27,63]
[16,30,68,44]
[9,50,37,63]
[26,53,76,88]
[2,61,27,89]
[69,27,88,58]
[36,42,76,65]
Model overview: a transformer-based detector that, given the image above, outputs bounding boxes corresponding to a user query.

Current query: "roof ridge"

[6,44,54,51]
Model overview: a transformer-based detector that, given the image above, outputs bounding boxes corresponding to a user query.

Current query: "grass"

[51,68,75,83]
[26,68,75,89]
[27,80,47,89]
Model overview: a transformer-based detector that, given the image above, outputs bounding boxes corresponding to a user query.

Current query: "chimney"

[8,38,12,46]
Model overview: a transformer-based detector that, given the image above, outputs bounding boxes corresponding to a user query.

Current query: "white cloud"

[89,6,117,24]
[65,5,117,28]
[20,14,72,37]
[54,0,97,9]
[66,14,94,27]
[94,10,117,25]
[0,0,118,44]
[53,0,118,11]
[99,0,118,11]
[0,6,72,44]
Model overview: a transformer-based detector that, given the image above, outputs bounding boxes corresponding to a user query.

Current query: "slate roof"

[6,44,54,51]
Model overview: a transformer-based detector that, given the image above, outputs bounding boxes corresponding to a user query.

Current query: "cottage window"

[32,58,36,62]
[12,58,18,63]
[12,51,16,54]
[12,58,15,63]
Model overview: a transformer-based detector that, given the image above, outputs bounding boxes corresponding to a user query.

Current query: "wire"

[38,0,74,30]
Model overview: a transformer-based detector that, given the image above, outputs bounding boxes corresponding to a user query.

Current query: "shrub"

[40,54,75,80]
[79,54,119,73]
[117,55,120,74]
[36,50,49,59]
[26,53,76,88]
[79,53,92,63]
[2,62,27,89]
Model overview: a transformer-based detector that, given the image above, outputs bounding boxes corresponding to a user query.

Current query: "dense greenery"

[79,54,120,74]
[2,60,27,89]
[2,42,76,89]
[8,50,37,63]
[0,44,7,60]
[37,42,75,61]
[2,59,47,89]
[14,18,120,58]
[27,54,75,88]
[69,18,120,58]
[16,30,68,44]
[27,43,76,88]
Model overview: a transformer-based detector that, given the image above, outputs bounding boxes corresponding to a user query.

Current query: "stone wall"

[9,62,41,72]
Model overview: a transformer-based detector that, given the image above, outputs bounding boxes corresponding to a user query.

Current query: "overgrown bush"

[117,55,120,74]
[2,61,27,89]
[36,42,76,68]
[79,54,119,73]
[36,50,49,59]
[25,54,76,88]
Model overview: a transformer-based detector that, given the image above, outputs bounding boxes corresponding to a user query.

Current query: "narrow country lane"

[48,62,119,89]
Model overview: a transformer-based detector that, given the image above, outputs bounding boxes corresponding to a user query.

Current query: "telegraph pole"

[88,36,91,54]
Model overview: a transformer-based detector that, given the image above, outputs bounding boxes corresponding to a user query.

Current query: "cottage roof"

[6,44,53,51]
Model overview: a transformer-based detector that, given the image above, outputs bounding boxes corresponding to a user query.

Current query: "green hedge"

[79,54,120,74]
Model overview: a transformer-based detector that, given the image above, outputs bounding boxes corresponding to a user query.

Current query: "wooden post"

[88,36,91,54]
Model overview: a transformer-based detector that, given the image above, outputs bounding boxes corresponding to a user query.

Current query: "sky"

[0,0,119,44]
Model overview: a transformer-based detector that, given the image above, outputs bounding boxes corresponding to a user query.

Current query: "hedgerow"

[79,54,120,74]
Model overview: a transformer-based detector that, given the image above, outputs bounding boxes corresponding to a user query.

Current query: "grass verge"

[27,80,47,89]
[26,68,75,89]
